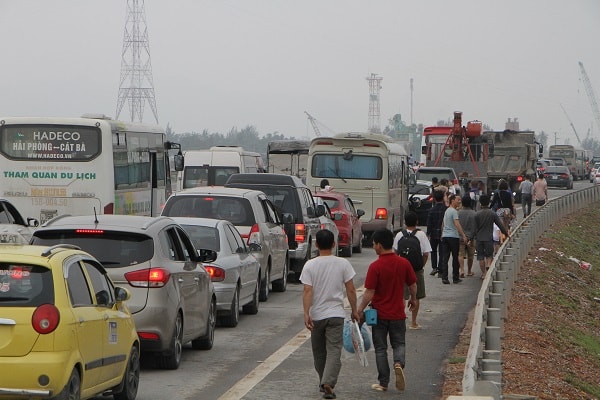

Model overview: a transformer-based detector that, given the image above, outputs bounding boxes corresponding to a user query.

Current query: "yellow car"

[0,244,140,400]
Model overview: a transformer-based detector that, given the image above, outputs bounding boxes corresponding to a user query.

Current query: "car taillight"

[32,304,60,334]
[124,268,171,288]
[375,208,387,219]
[452,179,458,185]
[295,224,306,242]
[560,173,569,179]
[425,195,433,202]
[76,229,104,234]
[517,176,523,182]
[247,224,261,245]
[204,265,225,282]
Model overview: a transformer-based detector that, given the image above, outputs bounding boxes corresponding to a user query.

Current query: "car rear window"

[410,183,431,194]
[225,185,297,216]
[163,196,255,226]
[179,225,220,253]
[416,169,455,182]
[31,231,154,268]
[0,264,53,306]
[545,166,569,173]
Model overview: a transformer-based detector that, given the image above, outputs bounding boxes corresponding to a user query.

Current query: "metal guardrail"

[461,185,600,398]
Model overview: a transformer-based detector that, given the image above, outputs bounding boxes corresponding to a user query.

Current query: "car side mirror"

[27,217,39,228]
[282,213,294,224]
[248,243,262,252]
[357,209,365,218]
[198,249,217,263]
[315,204,326,217]
[114,286,131,303]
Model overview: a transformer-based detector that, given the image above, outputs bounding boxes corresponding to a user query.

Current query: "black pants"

[441,237,460,281]
[522,193,532,217]
[429,237,443,271]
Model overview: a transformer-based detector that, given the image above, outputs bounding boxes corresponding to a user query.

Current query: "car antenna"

[93,207,99,224]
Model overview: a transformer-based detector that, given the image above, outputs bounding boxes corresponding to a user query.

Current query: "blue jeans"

[371,319,407,388]
[311,317,344,389]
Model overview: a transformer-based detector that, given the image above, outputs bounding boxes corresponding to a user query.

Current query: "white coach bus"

[306,133,410,244]
[0,114,180,224]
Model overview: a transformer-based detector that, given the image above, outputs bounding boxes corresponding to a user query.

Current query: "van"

[224,173,323,278]
[178,146,266,191]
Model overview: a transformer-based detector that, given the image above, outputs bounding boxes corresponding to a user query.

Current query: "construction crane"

[559,103,582,144]
[304,111,335,137]
[578,61,600,134]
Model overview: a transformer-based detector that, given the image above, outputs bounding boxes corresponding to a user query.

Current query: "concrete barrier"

[461,185,600,399]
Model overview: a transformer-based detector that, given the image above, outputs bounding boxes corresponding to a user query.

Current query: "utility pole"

[366,73,383,133]
[410,78,414,126]
[116,0,159,124]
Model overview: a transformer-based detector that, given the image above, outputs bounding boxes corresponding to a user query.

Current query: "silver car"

[171,217,261,327]
[162,187,289,302]
[30,215,217,370]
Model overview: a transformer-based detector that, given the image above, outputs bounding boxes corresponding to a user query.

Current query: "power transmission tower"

[116,0,159,124]
[366,73,383,133]
[578,61,600,135]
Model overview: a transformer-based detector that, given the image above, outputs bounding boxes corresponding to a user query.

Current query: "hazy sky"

[1,1,599,144]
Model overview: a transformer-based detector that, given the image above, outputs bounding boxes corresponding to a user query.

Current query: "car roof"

[225,173,306,187]
[312,191,347,199]
[172,187,263,197]
[545,165,569,171]
[0,244,98,267]
[37,214,177,232]
[168,217,223,228]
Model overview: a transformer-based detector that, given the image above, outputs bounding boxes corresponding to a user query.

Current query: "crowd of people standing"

[300,174,547,398]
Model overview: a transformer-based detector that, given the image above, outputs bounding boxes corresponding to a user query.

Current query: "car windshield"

[31,231,154,267]
[179,225,220,253]
[0,264,53,306]
[316,196,340,210]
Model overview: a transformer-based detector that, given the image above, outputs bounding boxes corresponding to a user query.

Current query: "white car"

[0,198,39,242]
[171,217,262,327]
[162,187,289,302]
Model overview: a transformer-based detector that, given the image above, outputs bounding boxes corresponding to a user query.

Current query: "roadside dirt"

[440,207,600,400]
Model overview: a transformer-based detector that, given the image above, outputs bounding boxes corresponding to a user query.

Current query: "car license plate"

[551,175,558,179]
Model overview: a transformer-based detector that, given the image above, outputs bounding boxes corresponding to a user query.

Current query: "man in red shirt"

[358,229,417,393]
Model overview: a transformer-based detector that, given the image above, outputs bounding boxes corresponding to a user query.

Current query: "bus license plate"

[40,209,58,224]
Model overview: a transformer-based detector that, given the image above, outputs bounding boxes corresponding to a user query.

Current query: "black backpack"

[396,229,423,271]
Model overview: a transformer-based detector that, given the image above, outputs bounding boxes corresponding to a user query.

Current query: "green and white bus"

[0,114,180,224]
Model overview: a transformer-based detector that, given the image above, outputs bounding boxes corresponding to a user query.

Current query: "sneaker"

[453,278,463,284]
[394,363,406,391]
[429,269,438,276]
[442,279,450,284]
[371,383,387,392]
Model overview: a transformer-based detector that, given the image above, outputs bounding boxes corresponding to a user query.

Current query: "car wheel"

[242,277,260,315]
[221,286,240,327]
[353,234,363,253]
[340,244,352,257]
[157,312,183,369]
[114,346,140,400]
[192,297,216,350]
[272,254,288,292]
[52,368,80,400]
[259,262,270,302]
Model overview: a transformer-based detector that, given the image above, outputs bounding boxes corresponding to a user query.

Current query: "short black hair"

[404,211,418,227]
[315,229,335,249]
[320,179,330,189]
[372,229,394,250]
[461,194,472,208]
[479,193,491,207]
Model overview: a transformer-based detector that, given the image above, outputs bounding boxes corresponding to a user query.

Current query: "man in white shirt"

[393,211,432,329]
[301,229,360,399]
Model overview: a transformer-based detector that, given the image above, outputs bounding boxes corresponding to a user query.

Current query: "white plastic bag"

[342,320,369,367]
